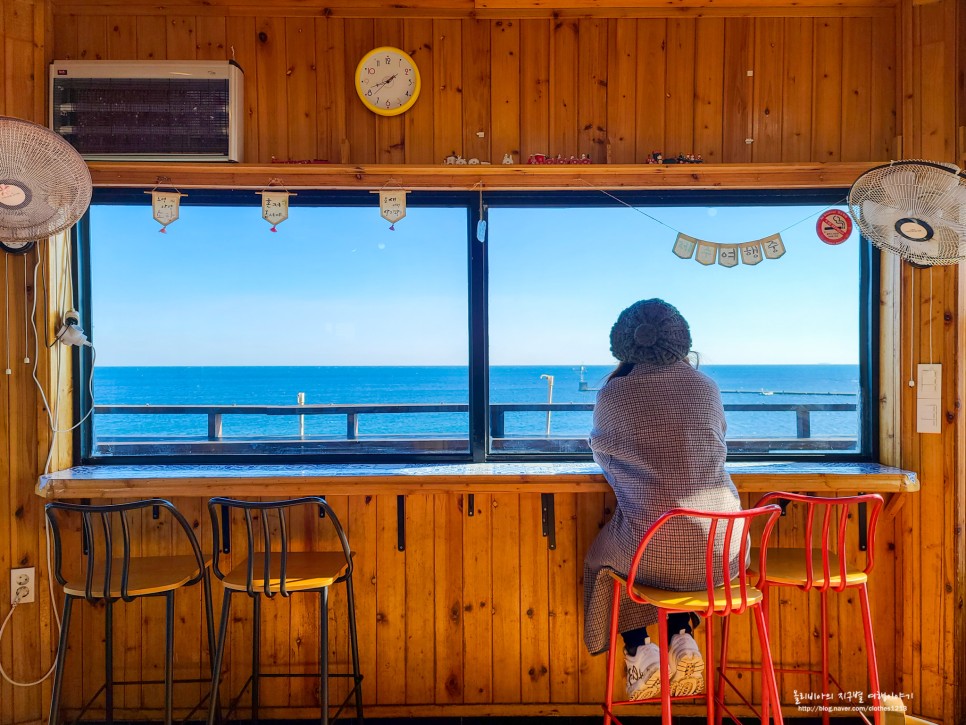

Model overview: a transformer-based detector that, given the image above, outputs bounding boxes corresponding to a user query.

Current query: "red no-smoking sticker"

[817,209,853,245]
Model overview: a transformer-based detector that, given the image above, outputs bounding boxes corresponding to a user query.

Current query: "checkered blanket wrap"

[582,361,744,656]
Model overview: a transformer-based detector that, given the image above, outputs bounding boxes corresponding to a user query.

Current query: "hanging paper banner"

[147,190,184,233]
[379,190,408,230]
[740,241,763,266]
[672,233,697,259]
[717,245,739,268]
[695,240,717,265]
[761,233,786,259]
[258,190,295,232]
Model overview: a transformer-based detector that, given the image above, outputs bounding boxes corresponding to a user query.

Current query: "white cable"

[928,267,934,364]
[908,268,915,387]
[23,255,29,364]
[0,520,61,687]
[5,253,10,374]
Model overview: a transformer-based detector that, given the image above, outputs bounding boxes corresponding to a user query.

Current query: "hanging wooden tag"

[740,240,763,265]
[718,245,739,268]
[258,190,295,232]
[378,190,408,230]
[695,239,718,265]
[672,233,697,259]
[761,233,786,259]
[147,190,184,233]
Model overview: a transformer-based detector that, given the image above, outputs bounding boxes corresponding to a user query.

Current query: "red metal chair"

[717,492,884,725]
[601,504,784,725]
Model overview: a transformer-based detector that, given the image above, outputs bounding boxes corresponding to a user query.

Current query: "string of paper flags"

[147,179,408,233]
[145,179,852,265]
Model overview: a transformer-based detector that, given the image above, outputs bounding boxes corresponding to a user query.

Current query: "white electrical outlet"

[10,567,35,604]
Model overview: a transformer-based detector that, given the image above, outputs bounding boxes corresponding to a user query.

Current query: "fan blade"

[881,168,918,206]
[861,199,902,228]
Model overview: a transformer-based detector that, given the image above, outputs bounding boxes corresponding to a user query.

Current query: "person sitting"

[582,298,744,700]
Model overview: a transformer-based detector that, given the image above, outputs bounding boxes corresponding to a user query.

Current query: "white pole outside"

[540,374,554,437]
[297,392,305,437]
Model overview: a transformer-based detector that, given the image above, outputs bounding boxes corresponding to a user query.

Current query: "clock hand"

[371,73,399,91]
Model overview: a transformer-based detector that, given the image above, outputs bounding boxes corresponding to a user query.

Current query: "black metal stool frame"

[206,496,364,725]
[45,498,218,725]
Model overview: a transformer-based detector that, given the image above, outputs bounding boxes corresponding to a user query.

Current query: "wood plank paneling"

[285,16,319,161]
[840,16,872,161]
[6,4,962,724]
[519,20,550,160]
[693,17,725,162]
[781,17,813,161]
[548,19,578,160]
[490,19,520,164]
[433,18,463,161]
[664,18,696,160]
[634,18,667,163]
[576,18,606,162]
[722,17,754,162]
[605,19,636,163]
[752,17,783,161]
[810,17,842,161]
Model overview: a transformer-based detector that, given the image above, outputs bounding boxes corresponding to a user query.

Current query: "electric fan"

[848,160,966,267]
[0,116,92,248]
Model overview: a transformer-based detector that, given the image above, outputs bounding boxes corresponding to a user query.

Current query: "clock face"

[355,47,421,116]
[0,240,36,255]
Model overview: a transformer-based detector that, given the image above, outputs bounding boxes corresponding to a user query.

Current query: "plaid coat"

[582,360,743,656]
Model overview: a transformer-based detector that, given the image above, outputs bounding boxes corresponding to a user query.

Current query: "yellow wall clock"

[355,46,421,116]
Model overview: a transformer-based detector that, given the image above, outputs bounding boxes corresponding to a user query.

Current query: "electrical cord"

[0,520,62,687]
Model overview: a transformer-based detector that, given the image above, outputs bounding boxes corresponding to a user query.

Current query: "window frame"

[75,186,877,465]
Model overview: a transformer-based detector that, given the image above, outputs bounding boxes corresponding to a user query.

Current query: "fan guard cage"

[848,159,966,267]
[0,116,93,244]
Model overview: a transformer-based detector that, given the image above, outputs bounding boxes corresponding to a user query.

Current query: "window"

[78,188,874,463]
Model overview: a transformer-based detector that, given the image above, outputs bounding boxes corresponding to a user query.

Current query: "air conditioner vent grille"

[52,78,231,157]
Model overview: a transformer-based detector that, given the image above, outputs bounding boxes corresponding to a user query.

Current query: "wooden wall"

[47,11,898,166]
[0,0,962,723]
[42,491,901,721]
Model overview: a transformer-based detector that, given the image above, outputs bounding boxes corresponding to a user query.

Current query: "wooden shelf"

[88,161,881,192]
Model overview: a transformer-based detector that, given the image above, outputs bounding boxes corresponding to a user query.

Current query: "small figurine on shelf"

[527,153,546,164]
[579,153,592,164]
[468,158,481,165]
[456,156,468,165]
[444,154,458,165]
[502,153,514,164]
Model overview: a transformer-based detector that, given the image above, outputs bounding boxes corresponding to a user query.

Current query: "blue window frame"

[75,187,875,464]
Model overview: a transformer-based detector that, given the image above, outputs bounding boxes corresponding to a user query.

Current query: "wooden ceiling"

[51,0,899,19]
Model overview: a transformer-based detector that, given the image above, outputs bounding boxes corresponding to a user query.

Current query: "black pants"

[622,612,698,654]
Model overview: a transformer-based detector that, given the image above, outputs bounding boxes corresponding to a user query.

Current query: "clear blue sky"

[90,198,859,366]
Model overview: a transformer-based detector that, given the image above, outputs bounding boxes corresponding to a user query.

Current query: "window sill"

[37,461,918,499]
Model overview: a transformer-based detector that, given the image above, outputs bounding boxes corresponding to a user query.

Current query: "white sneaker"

[668,630,705,696]
[624,642,661,701]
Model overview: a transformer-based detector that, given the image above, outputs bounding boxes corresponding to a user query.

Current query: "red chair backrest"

[625,504,782,617]
[753,492,884,592]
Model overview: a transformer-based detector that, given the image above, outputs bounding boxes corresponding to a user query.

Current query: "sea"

[91,364,862,449]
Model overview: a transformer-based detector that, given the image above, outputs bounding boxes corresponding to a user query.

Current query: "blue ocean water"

[92,364,860,447]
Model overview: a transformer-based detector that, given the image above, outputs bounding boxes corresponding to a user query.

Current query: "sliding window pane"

[487,201,863,456]
[88,199,469,457]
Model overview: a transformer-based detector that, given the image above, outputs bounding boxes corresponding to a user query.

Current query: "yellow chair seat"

[608,571,763,611]
[750,547,868,587]
[63,555,208,598]
[223,551,349,593]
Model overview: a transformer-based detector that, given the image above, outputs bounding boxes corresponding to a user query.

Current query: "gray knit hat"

[609,299,692,365]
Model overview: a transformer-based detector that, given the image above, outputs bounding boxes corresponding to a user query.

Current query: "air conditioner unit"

[49,60,244,162]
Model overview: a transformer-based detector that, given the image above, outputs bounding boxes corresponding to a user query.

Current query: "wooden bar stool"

[717,492,884,725]
[45,499,217,725]
[601,504,784,725]
[205,497,363,725]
